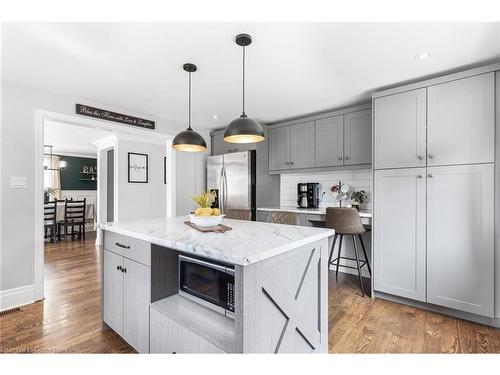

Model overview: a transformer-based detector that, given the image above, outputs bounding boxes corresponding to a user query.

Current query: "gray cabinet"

[268,125,290,171]
[123,258,151,353]
[150,308,225,354]
[344,109,372,165]
[103,250,124,334]
[427,73,494,166]
[211,131,256,156]
[373,168,427,302]
[290,121,315,169]
[315,115,343,167]
[269,107,372,172]
[103,233,151,353]
[269,121,315,171]
[374,88,427,169]
[426,164,494,317]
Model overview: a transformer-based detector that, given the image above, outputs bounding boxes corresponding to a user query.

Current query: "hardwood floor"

[328,272,500,353]
[1,234,499,353]
[0,232,134,353]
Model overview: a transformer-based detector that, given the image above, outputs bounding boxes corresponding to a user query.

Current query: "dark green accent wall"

[60,156,97,190]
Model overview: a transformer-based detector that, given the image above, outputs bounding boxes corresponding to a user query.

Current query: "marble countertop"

[99,216,334,266]
[257,206,372,218]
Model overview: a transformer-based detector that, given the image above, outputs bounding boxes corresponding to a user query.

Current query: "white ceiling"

[3,23,500,129]
[44,119,112,155]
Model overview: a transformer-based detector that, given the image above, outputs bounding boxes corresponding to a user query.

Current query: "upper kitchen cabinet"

[344,109,372,165]
[374,88,426,169]
[269,125,291,171]
[211,130,256,156]
[289,121,315,169]
[269,120,315,171]
[269,104,371,172]
[427,73,494,166]
[315,115,344,168]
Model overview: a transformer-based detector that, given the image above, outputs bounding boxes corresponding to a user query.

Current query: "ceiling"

[3,23,500,130]
[44,119,111,155]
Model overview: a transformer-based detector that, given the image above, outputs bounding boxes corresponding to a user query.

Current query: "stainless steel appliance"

[207,151,256,220]
[297,183,320,208]
[178,255,235,318]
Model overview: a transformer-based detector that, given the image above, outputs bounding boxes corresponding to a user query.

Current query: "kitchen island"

[99,217,334,354]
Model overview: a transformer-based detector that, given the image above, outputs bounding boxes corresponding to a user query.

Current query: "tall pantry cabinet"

[373,70,496,318]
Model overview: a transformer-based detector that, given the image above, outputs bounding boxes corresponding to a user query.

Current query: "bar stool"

[325,207,371,296]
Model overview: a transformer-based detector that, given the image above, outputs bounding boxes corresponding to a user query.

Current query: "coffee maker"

[297,183,320,208]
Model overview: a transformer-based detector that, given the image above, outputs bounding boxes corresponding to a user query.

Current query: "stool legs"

[352,236,365,297]
[328,234,338,265]
[335,235,343,278]
[358,235,371,277]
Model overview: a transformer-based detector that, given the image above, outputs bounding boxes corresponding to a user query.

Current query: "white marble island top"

[100,216,334,266]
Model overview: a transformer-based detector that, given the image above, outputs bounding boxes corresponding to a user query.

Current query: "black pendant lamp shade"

[172,63,207,152]
[224,34,265,144]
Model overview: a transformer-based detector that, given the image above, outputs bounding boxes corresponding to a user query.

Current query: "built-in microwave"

[178,255,235,318]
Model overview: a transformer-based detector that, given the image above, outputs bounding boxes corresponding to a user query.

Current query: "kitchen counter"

[257,206,372,218]
[100,215,333,353]
[99,216,334,266]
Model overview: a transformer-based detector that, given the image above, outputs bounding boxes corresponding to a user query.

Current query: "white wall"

[0,79,210,303]
[280,169,372,209]
[116,139,166,221]
[175,151,207,215]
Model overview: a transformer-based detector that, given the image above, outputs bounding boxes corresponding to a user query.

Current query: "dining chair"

[225,208,252,221]
[266,211,300,225]
[58,198,86,241]
[44,200,58,243]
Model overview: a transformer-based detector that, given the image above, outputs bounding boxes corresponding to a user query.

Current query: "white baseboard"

[0,284,35,311]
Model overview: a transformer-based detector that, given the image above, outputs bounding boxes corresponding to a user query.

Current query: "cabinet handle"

[115,242,130,249]
[417,155,423,160]
[122,267,127,273]
[428,174,434,178]
[116,265,122,271]
[338,157,343,161]
[428,154,434,160]
[345,156,350,160]
[417,174,423,179]
[290,161,295,165]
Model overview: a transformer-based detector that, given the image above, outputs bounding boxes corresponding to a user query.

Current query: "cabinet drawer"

[150,308,226,354]
[104,231,151,266]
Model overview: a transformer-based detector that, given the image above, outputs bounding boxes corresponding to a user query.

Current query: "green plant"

[192,191,216,208]
[44,187,60,195]
[350,190,367,205]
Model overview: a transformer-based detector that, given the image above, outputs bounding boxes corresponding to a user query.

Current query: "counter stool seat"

[325,207,371,297]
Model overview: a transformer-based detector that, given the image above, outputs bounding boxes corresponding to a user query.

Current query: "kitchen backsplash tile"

[280,169,372,209]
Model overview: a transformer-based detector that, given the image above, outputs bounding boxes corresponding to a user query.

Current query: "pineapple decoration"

[192,191,221,217]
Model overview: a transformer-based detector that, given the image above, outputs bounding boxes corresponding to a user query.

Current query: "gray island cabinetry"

[100,217,334,353]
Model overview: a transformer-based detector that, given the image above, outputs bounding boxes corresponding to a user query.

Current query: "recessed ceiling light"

[212,115,218,120]
[415,52,430,60]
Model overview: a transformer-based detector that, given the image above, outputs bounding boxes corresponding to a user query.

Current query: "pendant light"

[172,63,207,152]
[224,34,265,144]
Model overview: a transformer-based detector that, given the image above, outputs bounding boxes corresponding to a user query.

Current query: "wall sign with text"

[75,104,155,130]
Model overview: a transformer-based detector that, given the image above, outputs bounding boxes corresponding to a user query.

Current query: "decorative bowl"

[188,214,225,227]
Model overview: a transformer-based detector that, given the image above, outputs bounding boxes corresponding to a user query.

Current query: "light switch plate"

[10,176,27,189]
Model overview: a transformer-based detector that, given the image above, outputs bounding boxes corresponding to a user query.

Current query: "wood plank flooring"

[328,272,500,353]
[1,234,499,353]
[0,232,134,353]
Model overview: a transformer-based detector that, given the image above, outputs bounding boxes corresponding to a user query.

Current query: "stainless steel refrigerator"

[207,150,256,220]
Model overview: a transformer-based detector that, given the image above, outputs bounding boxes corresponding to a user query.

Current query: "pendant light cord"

[188,71,192,130]
[242,45,246,116]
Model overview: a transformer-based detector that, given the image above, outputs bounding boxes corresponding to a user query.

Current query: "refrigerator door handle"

[223,167,228,213]
[219,167,224,213]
